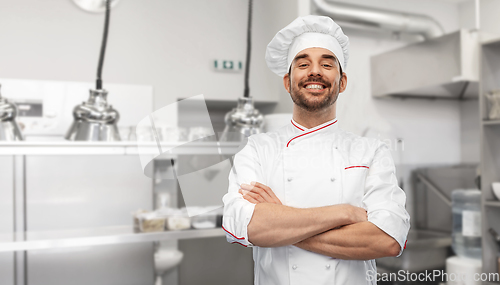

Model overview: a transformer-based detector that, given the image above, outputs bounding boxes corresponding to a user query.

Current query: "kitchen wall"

[461,100,480,164]
[459,0,500,35]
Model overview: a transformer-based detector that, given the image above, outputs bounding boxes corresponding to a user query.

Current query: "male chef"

[222,15,410,284]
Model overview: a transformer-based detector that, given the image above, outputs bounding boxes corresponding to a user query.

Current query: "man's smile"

[302,81,329,94]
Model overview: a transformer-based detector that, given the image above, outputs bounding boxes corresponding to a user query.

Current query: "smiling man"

[222,15,410,285]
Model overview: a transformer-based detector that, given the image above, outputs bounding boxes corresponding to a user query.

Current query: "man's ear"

[283,73,291,93]
[339,72,347,93]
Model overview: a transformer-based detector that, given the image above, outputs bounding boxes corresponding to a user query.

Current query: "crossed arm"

[240,182,401,260]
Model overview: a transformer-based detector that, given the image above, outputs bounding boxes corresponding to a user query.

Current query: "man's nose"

[308,63,322,77]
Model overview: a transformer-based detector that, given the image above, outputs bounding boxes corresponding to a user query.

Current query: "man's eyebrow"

[292,53,338,63]
[322,54,336,60]
[323,54,341,67]
[293,54,309,62]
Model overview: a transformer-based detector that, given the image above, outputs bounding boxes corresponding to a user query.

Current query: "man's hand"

[239,182,282,205]
[347,205,368,224]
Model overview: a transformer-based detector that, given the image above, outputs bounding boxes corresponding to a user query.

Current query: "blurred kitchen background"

[1,0,500,284]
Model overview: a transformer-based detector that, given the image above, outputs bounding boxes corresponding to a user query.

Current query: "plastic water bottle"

[452,189,482,259]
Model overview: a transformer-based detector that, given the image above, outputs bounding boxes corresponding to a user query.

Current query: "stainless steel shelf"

[485,200,500,207]
[482,34,500,46]
[483,120,500,126]
[0,226,225,252]
[0,141,241,156]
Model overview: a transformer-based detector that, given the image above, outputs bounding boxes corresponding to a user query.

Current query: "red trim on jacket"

[231,241,248,247]
[291,120,304,131]
[286,120,337,147]
[222,225,245,240]
[345,166,370,170]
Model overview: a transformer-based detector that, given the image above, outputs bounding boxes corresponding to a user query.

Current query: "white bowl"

[154,249,183,274]
[492,182,500,200]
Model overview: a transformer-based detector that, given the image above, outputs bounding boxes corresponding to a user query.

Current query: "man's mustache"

[299,77,331,88]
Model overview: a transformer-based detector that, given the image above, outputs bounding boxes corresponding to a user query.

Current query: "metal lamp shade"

[72,0,120,13]
[0,85,24,141]
[220,97,264,142]
[65,89,121,141]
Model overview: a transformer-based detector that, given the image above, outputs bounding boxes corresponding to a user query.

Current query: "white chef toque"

[265,15,349,77]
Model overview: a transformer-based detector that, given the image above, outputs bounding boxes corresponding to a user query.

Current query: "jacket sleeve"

[362,142,410,257]
[222,137,263,247]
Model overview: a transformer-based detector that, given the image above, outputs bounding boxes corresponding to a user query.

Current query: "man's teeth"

[305,84,324,90]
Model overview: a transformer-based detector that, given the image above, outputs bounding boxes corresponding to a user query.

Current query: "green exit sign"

[214,60,243,72]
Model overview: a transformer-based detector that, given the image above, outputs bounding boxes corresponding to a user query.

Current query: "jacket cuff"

[222,199,256,247]
[368,206,410,257]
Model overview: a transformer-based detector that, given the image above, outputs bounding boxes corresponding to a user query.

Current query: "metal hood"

[371,29,480,99]
[312,0,444,40]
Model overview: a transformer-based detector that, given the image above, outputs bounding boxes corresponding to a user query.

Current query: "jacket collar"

[290,118,338,133]
[286,118,338,147]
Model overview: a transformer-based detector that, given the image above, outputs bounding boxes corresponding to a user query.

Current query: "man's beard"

[290,77,340,112]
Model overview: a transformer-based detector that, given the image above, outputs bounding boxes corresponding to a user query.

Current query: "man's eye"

[299,64,308,67]
[322,64,333,68]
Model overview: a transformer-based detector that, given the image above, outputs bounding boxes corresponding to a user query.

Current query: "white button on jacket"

[222,118,411,285]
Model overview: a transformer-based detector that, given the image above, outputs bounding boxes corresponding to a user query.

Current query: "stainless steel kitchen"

[1,0,500,285]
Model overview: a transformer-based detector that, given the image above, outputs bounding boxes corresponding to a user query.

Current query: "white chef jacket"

[222,118,410,285]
